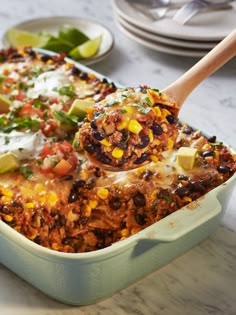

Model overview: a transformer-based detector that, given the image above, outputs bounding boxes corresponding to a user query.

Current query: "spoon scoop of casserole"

[78,29,236,171]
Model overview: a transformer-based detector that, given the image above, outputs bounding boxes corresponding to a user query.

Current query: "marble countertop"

[0,1,235,314]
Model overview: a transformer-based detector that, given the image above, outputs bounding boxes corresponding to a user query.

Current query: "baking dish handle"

[143,193,222,242]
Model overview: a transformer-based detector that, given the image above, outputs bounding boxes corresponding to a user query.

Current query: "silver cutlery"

[173,0,235,25]
[126,0,186,20]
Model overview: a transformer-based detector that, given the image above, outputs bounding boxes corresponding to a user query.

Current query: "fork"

[126,0,186,20]
[173,0,235,25]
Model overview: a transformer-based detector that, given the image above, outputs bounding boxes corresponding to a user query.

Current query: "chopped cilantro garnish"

[52,110,78,126]
[120,109,128,114]
[105,101,120,107]
[20,166,33,179]
[55,85,76,97]
[33,99,49,110]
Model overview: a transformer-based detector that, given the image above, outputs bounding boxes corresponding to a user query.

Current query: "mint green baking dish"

[0,173,235,305]
[0,51,235,305]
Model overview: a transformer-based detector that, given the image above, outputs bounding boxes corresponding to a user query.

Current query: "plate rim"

[116,14,217,50]
[116,19,208,58]
[113,0,236,42]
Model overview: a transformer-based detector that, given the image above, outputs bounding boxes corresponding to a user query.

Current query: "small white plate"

[2,16,114,65]
[113,0,236,41]
[116,17,209,57]
[117,14,218,50]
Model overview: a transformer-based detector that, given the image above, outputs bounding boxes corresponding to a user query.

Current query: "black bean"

[121,129,129,142]
[79,72,88,80]
[61,175,73,181]
[178,174,189,181]
[135,213,146,226]
[109,198,122,210]
[84,141,101,154]
[34,235,41,244]
[133,192,146,207]
[73,179,86,189]
[217,165,230,174]
[92,130,105,141]
[111,82,116,89]
[70,66,81,76]
[85,177,96,190]
[62,237,73,245]
[183,126,192,134]
[142,169,153,181]
[208,136,216,143]
[1,206,11,214]
[134,153,149,165]
[12,53,23,59]
[96,152,112,165]
[26,48,36,58]
[166,115,176,124]
[116,141,128,150]
[175,187,191,198]
[136,134,150,149]
[152,123,163,136]
[41,54,51,62]
[90,119,97,129]
[202,150,214,158]
[68,190,79,203]
[102,78,108,84]
[190,181,206,193]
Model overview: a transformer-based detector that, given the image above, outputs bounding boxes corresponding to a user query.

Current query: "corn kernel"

[3,214,13,222]
[117,120,128,130]
[148,129,154,142]
[0,188,13,198]
[150,155,159,162]
[25,202,34,209]
[84,205,92,217]
[47,191,58,207]
[97,188,109,200]
[100,138,112,147]
[154,106,162,117]
[47,59,54,65]
[35,183,46,194]
[89,200,98,209]
[167,138,174,150]
[68,210,78,222]
[112,147,124,159]
[86,107,96,121]
[124,106,134,114]
[183,196,192,203]
[202,143,212,151]
[128,120,143,134]
[120,228,129,237]
[52,243,60,251]
[1,196,12,203]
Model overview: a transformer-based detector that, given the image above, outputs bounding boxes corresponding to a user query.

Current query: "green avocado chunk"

[68,99,95,120]
[0,94,11,113]
[0,152,19,174]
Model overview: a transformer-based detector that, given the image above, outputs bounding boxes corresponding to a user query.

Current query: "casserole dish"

[0,48,235,305]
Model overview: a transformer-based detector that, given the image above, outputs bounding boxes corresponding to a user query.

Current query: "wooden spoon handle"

[162,29,236,110]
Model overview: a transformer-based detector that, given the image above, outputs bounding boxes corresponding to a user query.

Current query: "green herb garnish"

[20,166,33,179]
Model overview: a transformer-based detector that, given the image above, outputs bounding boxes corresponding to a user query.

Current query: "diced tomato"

[40,121,57,137]
[53,159,72,176]
[14,93,25,101]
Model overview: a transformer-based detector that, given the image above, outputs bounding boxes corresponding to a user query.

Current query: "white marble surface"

[0,1,236,314]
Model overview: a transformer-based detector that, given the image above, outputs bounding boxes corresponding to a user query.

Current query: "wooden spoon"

[81,29,236,171]
[162,29,236,111]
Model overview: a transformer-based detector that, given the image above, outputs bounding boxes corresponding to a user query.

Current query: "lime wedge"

[41,37,74,53]
[59,25,89,46]
[69,35,102,60]
[6,28,48,48]
[68,98,95,120]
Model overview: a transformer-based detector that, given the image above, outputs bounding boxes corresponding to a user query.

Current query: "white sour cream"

[0,130,46,160]
[27,69,71,98]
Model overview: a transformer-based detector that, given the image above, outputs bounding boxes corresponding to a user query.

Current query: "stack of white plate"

[113,0,236,57]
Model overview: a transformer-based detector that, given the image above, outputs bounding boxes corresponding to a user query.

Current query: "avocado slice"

[0,94,11,113]
[0,152,19,174]
[177,147,198,170]
[68,99,95,120]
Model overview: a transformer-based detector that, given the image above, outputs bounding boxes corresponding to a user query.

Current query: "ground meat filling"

[78,87,178,169]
